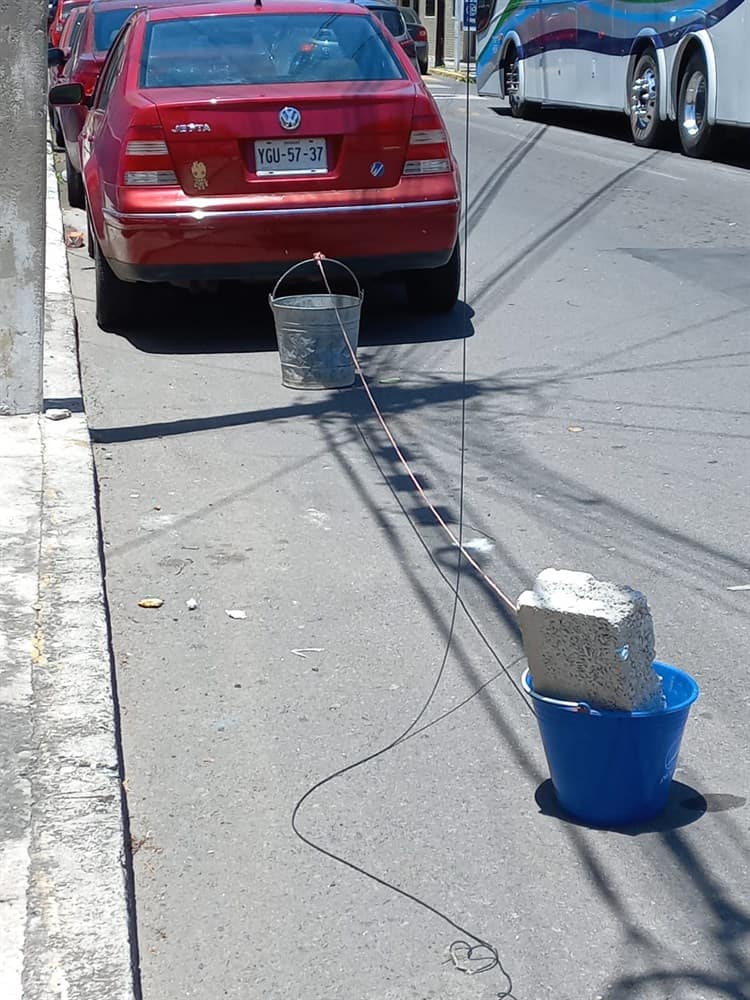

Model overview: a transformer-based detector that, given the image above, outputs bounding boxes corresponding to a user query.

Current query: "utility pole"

[0,1,47,415]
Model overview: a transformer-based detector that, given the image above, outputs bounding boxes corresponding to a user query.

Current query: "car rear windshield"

[94,7,135,52]
[399,8,419,24]
[140,12,407,88]
[369,8,405,36]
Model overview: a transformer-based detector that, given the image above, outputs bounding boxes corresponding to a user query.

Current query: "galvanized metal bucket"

[269,258,363,390]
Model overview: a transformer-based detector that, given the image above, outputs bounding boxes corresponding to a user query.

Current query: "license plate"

[254,138,328,176]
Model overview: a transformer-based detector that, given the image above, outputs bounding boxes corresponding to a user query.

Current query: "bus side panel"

[572,0,616,109]
[538,0,578,102]
[523,3,547,100]
[710,5,750,125]
[475,0,543,97]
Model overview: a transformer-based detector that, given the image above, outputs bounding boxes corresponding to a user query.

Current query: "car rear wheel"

[94,238,136,332]
[418,58,428,75]
[406,242,460,314]
[65,151,85,209]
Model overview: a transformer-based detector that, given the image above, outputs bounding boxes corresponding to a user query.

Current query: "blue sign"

[463,0,477,28]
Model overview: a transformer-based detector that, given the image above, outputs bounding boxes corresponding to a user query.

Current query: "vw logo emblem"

[279,106,301,131]
[370,161,385,178]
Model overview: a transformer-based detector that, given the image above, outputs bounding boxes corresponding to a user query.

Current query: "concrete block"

[518,569,664,712]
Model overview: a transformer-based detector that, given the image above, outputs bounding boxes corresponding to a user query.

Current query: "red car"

[48,4,87,147]
[50,0,461,330]
[49,0,158,209]
[49,0,90,47]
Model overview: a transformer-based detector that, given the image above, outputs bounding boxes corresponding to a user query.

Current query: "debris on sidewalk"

[464,537,494,555]
[138,597,164,609]
[291,647,324,658]
[186,597,198,610]
[65,228,85,248]
[225,609,247,620]
[45,407,72,421]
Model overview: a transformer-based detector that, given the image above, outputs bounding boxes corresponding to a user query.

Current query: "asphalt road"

[61,79,750,1000]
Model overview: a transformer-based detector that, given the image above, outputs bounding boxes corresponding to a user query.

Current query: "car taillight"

[403,100,452,177]
[416,26,428,42]
[120,125,177,186]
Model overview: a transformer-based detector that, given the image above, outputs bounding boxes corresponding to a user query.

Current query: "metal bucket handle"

[521,669,598,715]
[270,256,363,304]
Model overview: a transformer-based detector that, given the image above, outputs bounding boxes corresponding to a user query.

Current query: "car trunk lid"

[151,81,417,197]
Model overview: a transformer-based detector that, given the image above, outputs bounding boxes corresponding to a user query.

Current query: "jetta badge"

[279,106,301,131]
[172,122,211,134]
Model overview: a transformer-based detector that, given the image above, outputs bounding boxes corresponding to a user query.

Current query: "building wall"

[0,0,46,414]
[417,0,461,69]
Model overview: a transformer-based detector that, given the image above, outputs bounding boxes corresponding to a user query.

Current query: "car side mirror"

[49,82,85,106]
[48,47,66,68]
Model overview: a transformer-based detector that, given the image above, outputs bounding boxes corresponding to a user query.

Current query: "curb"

[428,66,476,83]
[20,144,139,1000]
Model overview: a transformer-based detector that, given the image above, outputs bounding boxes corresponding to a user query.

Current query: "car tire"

[629,51,667,147]
[94,237,136,332]
[86,209,95,260]
[677,51,713,158]
[65,151,85,209]
[419,58,428,76]
[406,241,460,314]
[51,109,64,149]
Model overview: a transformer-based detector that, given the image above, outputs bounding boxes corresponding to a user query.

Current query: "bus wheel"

[505,51,534,119]
[678,52,713,158]
[629,52,666,147]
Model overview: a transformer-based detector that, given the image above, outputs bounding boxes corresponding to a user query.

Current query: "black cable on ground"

[291,65,520,1000]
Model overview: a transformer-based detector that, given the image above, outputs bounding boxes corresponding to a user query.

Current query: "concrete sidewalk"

[0,145,137,1000]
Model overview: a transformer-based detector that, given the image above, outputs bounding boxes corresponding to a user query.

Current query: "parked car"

[356,0,419,71]
[49,0,90,47]
[49,0,460,330]
[49,5,87,147]
[49,0,189,209]
[399,6,427,75]
[49,0,147,208]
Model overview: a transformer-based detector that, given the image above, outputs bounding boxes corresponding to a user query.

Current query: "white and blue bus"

[474,0,750,156]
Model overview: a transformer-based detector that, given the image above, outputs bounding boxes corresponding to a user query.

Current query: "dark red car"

[48,5,87,147]
[50,0,461,330]
[49,0,90,47]
[49,0,152,208]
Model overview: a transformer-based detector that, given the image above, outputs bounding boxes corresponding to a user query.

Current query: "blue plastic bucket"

[523,662,699,827]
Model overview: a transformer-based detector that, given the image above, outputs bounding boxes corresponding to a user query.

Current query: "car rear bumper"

[102,196,460,284]
[110,249,455,284]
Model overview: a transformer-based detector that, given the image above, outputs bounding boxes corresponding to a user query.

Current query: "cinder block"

[518,569,664,712]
